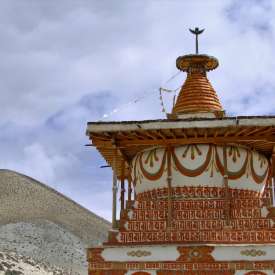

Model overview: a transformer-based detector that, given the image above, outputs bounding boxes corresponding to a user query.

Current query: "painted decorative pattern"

[119,230,275,244]
[132,144,269,195]
[240,249,267,257]
[177,246,214,262]
[126,250,152,257]
[135,198,262,210]
[89,261,274,272]
[136,186,261,200]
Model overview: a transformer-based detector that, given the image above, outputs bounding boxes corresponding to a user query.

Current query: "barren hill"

[0,169,110,274]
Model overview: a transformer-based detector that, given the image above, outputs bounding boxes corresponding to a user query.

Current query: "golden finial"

[189,27,204,54]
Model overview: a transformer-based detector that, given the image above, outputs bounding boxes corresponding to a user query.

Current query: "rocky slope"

[0,250,66,275]
[0,221,87,274]
[0,170,111,274]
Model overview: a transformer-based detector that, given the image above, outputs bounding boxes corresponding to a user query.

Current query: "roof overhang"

[87,116,275,133]
[86,116,275,179]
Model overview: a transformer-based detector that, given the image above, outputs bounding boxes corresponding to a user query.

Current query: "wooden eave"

[86,116,275,179]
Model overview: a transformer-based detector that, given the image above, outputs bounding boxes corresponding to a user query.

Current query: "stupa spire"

[171,28,224,118]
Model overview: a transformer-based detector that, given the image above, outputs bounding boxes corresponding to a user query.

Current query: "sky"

[0,0,275,221]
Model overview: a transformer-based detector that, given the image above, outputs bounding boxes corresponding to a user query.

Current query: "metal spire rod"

[189,27,204,54]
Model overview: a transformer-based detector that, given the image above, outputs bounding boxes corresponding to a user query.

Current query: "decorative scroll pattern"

[120,230,275,244]
[136,198,262,210]
[89,261,274,273]
[131,208,261,221]
[136,186,261,200]
[127,218,270,232]
[132,144,269,190]
[127,250,151,257]
[240,249,266,257]
[115,195,275,245]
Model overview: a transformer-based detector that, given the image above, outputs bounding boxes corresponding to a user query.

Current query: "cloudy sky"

[0,0,275,220]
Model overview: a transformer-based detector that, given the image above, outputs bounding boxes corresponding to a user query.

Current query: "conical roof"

[171,54,224,117]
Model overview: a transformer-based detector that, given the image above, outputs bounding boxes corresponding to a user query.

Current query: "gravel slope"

[0,170,111,275]
[0,221,86,274]
[0,249,66,275]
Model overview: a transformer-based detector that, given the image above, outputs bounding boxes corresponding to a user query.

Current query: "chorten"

[86,28,275,275]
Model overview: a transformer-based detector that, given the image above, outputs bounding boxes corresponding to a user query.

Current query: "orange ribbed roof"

[172,71,223,114]
[172,54,224,116]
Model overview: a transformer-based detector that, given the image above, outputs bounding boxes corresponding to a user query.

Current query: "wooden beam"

[120,160,125,211]
[181,129,188,138]
[148,130,161,140]
[104,132,113,139]
[98,135,131,180]
[224,128,236,137]
[235,127,250,137]
[140,130,158,140]
[118,131,135,140]
[130,131,146,140]
[155,130,167,140]
[245,127,263,136]
[92,135,275,148]
[235,127,272,137]
[110,135,131,166]
[258,127,275,136]
[214,129,219,138]
[169,129,177,138]
[90,134,109,141]
[128,176,132,204]
[116,135,275,147]
[112,147,118,229]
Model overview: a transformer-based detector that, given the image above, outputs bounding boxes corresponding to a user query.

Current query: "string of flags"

[101,71,181,120]
[159,85,182,114]
[102,91,153,119]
